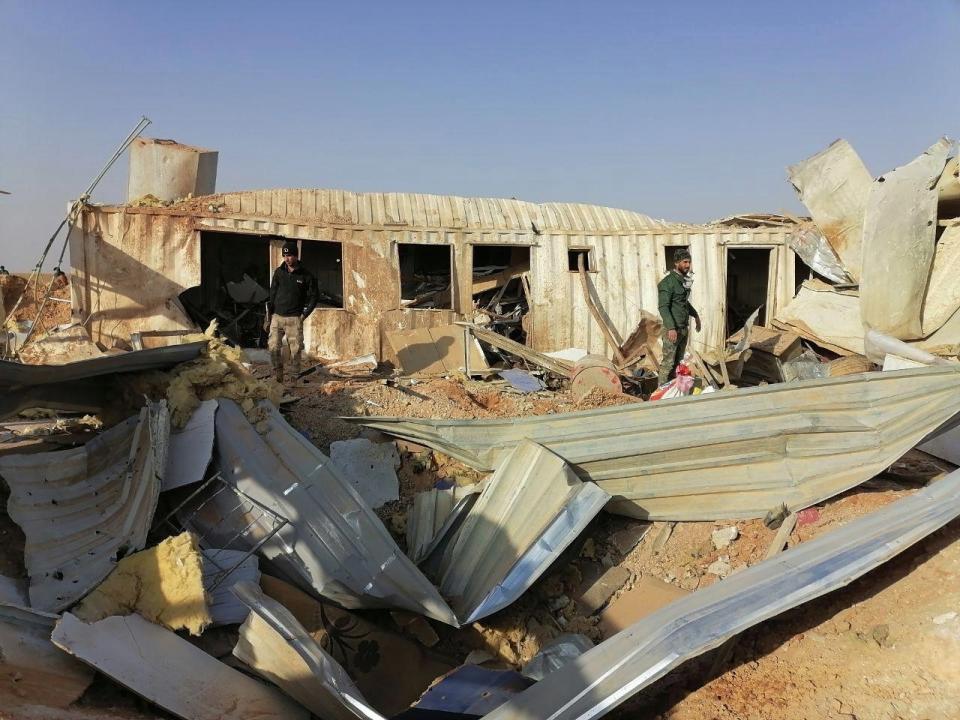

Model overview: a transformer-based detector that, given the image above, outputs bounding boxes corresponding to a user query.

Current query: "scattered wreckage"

[1,134,960,719]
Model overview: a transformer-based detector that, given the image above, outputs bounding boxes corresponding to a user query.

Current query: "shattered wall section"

[860,138,952,339]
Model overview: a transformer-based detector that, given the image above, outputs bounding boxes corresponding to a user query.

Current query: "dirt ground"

[1,273,72,331]
[1,367,958,719]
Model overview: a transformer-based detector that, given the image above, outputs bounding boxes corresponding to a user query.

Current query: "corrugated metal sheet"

[435,441,609,624]
[211,399,457,625]
[52,612,309,720]
[0,403,168,611]
[484,467,960,720]
[74,190,796,360]
[232,581,382,720]
[359,366,960,521]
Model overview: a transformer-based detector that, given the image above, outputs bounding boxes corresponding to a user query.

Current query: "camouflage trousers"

[658,329,688,386]
[268,314,304,377]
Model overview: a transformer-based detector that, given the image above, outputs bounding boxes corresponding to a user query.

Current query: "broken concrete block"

[329,437,400,509]
[576,566,631,615]
[707,556,732,577]
[711,526,739,550]
[391,610,440,647]
[610,523,651,555]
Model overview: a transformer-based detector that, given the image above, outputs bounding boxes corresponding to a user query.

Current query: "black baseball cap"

[282,242,298,257]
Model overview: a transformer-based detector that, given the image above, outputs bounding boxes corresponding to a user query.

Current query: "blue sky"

[1,0,958,270]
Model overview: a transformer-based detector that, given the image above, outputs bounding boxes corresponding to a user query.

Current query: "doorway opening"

[472,245,531,344]
[726,248,771,335]
[187,231,271,347]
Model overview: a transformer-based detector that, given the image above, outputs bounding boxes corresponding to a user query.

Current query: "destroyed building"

[3,132,960,720]
[66,139,805,360]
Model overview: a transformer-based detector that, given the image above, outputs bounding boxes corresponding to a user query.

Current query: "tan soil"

[1,273,72,331]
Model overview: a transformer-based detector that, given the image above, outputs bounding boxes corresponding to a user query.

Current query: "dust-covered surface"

[1,273,72,331]
[0,361,957,720]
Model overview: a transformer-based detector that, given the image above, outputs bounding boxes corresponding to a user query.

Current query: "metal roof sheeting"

[359,366,960,521]
[52,612,309,720]
[232,581,383,720]
[435,440,609,624]
[484,467,960,720]
[0,403,168,611]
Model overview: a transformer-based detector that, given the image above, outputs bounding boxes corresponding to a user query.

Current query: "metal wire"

[6,116,152,357]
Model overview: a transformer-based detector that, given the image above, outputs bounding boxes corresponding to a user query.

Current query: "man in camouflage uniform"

[657,247,701,385]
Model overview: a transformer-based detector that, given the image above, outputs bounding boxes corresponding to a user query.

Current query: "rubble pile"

[1,136,960,720]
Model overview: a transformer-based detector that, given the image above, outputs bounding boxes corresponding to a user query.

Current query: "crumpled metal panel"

[861,138,953,339]
[406,483,481,564]
[484,468,960,720]
[787,227,852,284]
[213,399,457,625]
[164,399,217,491]
[52,612,308,720]
[435,441,609,624]
[232,581,384,720]
[359,366,960,521]
[787,138,872,281]
[0,402,168,611]
[0,342,206,388]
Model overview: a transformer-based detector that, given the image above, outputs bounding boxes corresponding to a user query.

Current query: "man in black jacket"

[265,241,318,382]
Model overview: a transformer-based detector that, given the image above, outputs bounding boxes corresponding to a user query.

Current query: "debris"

[432,440,609,624]
[711,526,739,550]
[0,604,95,710]
[787,138,871,281]
[570,355,624,400]
[773,280,862,355]
[797,507,821,526]
[74,531,211,636]
[781,348,828,382]
[164,398,217,491]
[787,227,853,284]
[406,483,481,564]
[824,354,875,377]
[203,548,260,627]
[260,575,454,716]
[226,273,269,304]
[651,522,676,552]
[157,328,282,428]
[610,523,651,554]
[17,323,104,366]
[544,347,590,363]
[863,328,953,367]
[329,437,400,509]
[498,368,544,393]
[209,399,455,623]
[521,633,594,680]
[618,311,662,369]
[0,402,168,611]
[361,366,960,521]
[860,138,952,339]
[323,352,379,377]
[387,325,488,377]
[707,556,732,577]
[231,581,380,720]
[458,322,574,378]
[576,253,625,365]
[465,649,496,665]
[575,566,631,615]
[52,612,307,720]
[764,512,798,559]
[0,342,205,420]
[482,468,960,720]
[920,224,960,334]
[933,612,957,625]
[391,610,440,647]
[598,575,689,639]
[401,665,534,718]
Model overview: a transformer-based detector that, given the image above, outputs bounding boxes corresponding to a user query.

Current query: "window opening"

[398,244,452,309]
